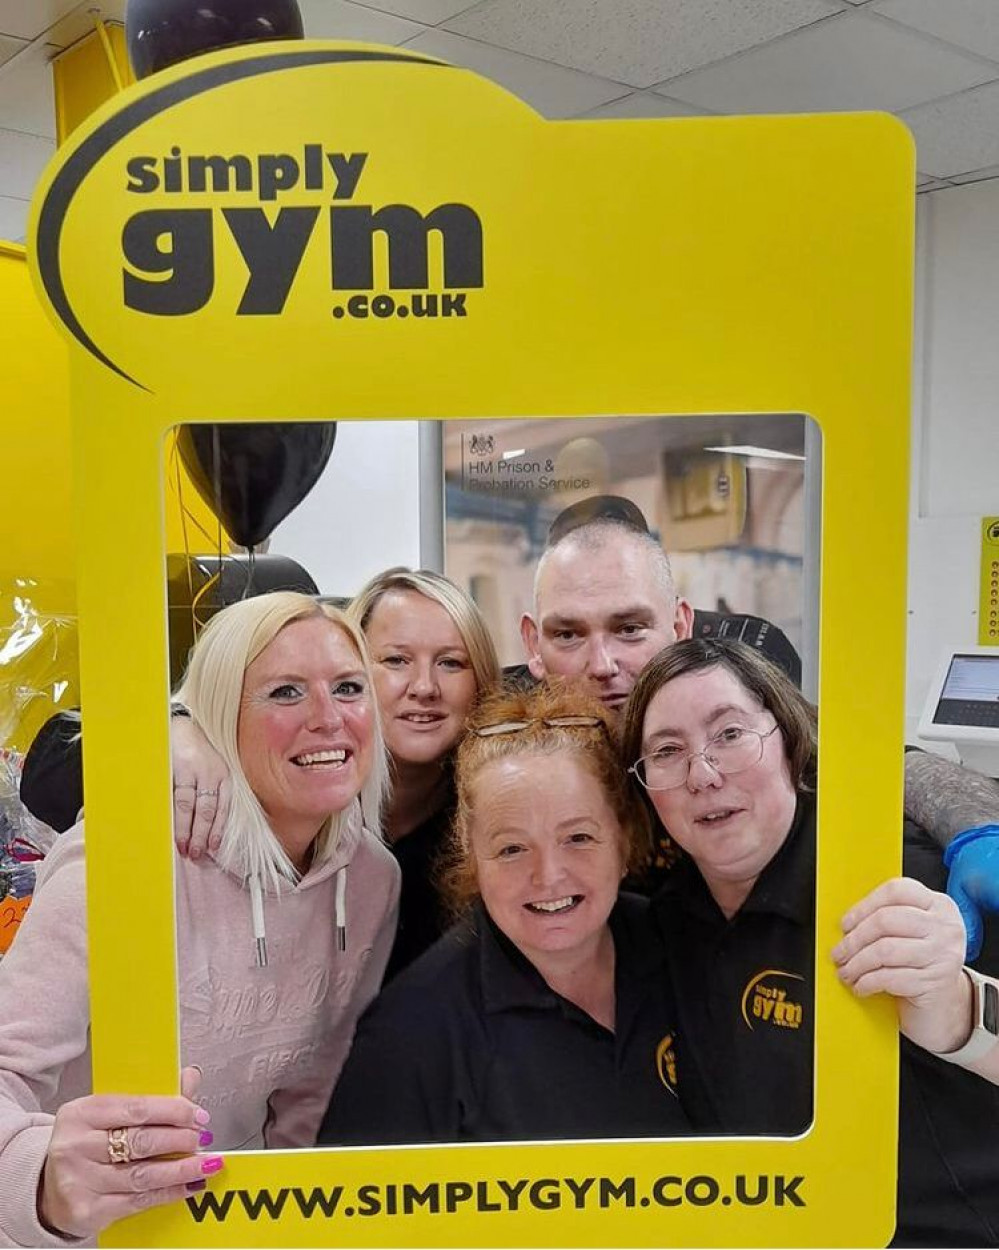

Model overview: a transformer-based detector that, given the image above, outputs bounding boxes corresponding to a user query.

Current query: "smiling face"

[467,751,625,971]
[364,589,478,767]
[522,532,693,712]
[237,616,374,861]
[640,665,797,907]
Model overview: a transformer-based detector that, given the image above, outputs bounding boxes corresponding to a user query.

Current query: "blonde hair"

[350,567,501,696]
[176,591,390,889]
[443,681,647,914]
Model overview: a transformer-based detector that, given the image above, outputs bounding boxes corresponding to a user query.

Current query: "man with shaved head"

[520,518,693,711]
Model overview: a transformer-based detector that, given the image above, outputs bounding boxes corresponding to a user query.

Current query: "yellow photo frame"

[27,40,913,1247]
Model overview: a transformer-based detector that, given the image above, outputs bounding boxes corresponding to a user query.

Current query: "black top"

[652,796,999,1245]
[651,796,815,1136]
[319,893,692,1145]
[18,711,83,834]
[893,820,999,1247]
[384,799,454,982]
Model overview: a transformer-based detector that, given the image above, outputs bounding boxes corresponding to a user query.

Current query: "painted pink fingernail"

[194,1108,211,1126]
[198,1131,214,1148]
[201,1156,224,1176]
[186,1180,206,1194]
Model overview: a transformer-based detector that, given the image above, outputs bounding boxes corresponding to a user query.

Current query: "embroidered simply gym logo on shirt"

[655,1032,679,1096]
[740,969,805,1031]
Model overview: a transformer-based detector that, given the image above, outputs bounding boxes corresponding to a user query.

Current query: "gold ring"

[107,1127,131,1165]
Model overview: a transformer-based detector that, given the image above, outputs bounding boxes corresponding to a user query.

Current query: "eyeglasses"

[471,715,606,738]
[629,723,780,791]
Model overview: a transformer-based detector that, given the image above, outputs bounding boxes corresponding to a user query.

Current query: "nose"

[306,686,344,731]
[684,750,724,792]
[408,659,440,699]
[529,844,567,891]
[585,635,619,680]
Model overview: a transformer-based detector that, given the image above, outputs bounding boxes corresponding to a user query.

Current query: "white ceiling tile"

[347,0,482,23]
[653,10,997,114]
[949,163,999,185]
[579,90,713,119]
[0,127,53,199]
[870,0,999,66]
[47,3,126,49]
[299,0,427,43]
[0,41,57,139]
[0,31,24,66]
[399,28,627,116]
[0,0,80,42]
[902,81,999,178]
[444,0,844,90]
[0,191,26,241]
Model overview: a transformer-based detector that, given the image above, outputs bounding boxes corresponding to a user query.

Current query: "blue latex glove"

[944,824,999,961]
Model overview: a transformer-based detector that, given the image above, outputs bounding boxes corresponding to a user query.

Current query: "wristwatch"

[938,967,999,1065]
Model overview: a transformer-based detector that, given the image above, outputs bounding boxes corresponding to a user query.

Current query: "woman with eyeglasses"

[318,681,693,1145]
[621,638,977,1142]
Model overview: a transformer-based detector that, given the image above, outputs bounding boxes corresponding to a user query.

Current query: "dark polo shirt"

[894,820,999,1247]
[651,796,815,1136]
[652,797,999,1244]
[319,893,692,1145]
[384,800,454,983]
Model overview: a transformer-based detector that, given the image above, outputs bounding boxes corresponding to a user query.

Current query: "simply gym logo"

[740,970,805,1032]
[121,143,483,323]
[32,45,488,388]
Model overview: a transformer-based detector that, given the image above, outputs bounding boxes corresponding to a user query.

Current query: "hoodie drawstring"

[335,866,347,952]
[249,865,346,967]
[250,873,268,968]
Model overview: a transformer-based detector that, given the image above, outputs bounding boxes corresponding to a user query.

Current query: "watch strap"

[937,967,999,1066]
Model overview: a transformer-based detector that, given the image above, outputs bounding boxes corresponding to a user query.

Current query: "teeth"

[701,810,734,823]
[528,896,577,913]
[403,715,441,723]
[295,750,346,766]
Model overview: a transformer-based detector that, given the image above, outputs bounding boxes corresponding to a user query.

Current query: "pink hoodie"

[0,810,399,1247]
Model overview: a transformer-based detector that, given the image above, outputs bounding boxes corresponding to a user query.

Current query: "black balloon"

[126,0,304,79]
[177,423,337,549]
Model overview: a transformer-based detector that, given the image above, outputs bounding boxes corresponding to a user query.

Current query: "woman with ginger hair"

[318,681,693,1145]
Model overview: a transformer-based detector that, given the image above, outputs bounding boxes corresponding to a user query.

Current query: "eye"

[439,656,469,672]
[268,683,303,701]
[551,629,579,644]
[651,743,683,760]
[566,830,596,845]
[332,679,366,699]
[617,622,648,638]
[713,725,748,745]
[494,843,525,859]
[378,654,408,669]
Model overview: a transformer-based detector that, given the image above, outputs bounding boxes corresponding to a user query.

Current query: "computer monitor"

[918,647,999,775]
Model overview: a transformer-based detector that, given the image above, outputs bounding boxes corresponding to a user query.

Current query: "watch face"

[984,982,999,1035]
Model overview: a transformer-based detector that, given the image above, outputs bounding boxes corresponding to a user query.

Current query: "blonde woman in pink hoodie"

[0,592,400,1247]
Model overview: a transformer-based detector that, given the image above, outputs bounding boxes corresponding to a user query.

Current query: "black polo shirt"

[893,819,999,1247]
[319,893,692,1145]
[651,796,815,1136]
[384,800,454,983]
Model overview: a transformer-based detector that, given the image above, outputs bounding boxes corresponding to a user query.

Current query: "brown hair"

[442,681,648,914]
[620,638,817,860]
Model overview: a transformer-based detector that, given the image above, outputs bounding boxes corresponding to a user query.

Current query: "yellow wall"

[0,244,223,750]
